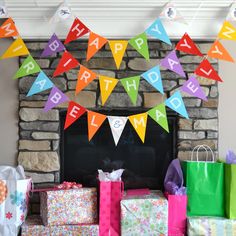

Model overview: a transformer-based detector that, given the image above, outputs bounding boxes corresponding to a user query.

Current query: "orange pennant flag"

[86,32,107,61]
[207,40,234,62]
[87,111,107,141]
[76,65,97,94]
[0,18,19,38]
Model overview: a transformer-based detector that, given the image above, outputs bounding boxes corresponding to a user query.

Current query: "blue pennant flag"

[27,71,54,97]
[141,66,164,94]
[165,91,189,119]
[145,18,171,45]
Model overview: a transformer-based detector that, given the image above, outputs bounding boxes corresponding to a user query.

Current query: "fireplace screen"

[60,110,177,190]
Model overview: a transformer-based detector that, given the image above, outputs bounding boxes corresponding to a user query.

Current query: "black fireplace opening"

[60,109,178,190]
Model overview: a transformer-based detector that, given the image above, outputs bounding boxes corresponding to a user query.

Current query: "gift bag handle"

[191,145,215,162]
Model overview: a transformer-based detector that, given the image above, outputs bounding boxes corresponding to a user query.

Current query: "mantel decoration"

[0,2,235,145]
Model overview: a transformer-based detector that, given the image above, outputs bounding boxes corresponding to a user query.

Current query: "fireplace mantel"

[6,0,230,39]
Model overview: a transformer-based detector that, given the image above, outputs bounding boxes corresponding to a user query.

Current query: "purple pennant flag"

[160,50,186,77]
[181,76,207,101]
[44,86,69,112]
[41,33,65,57]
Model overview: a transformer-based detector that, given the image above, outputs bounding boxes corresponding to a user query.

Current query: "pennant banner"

[109,40,128,69]
[218,21,236,41]
[120,76,140,105]
[160,50,185,77]
[108,116,128,145]
[27,71,53,97]
[181,76,207,101]
[165,91,189,119]
[148,103,169,133]
[87,111,107,141]
[129,113,148,143]
[64,101,86,129]
[14,55,41,79]
[0,18,18,38]
[129,33,150,61]
[44,86,69,112]
[194,59,223,82]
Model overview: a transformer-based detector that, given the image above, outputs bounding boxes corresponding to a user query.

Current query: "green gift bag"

[182,145,224,217]
[225,163,236,219]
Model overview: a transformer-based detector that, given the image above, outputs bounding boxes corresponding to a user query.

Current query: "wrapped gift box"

[188,216,236,236]
[40,188,97,226]
[21,215,99,236]
[121,190,168,236]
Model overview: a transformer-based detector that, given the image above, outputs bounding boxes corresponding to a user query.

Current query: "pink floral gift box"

[40,188,98,226]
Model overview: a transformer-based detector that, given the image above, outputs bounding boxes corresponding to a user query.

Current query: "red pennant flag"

[194,59,223,82]
[176,33,203,56]
[0,18,19,38]
[53,51,79,77]
[64,101,87,129]
[64,18,90,44]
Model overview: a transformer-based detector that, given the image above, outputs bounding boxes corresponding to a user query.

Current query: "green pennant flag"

[14,55,41,79]
[148,103,169,132]
[129,32,149,61]
[120,76,140,105]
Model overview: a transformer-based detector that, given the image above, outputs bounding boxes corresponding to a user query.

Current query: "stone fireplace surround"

[17,40,218,213]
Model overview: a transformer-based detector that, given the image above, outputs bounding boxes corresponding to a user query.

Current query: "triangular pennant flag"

[41,33,65,57]
[128,113,148,143]
[1,37,29,59]
[120,76,140,105]
[64,18,90,44]
[141,66,164,94]
[87,111,107,141]
[44,86,69,112]
[194,59,223,82]
[129,33,150,60]
[14,55,41,79]
[159,1,187,25]
[160,50,185,77]
[176,33,203,56]
[76,65,97,94]
[0,2,8,18]
[53,51,79,77]
[181,76,207,101]
[99,76,118,105]
[87,32,107,61]
[27,71,53,96]
[165,91,189,119]
[50,1,73,23]
[218,21,236,41]
[108,116,128,145]
[0,18,18,38]
[145,18,171,45]
[109,40,128,69]
[64,101,86,129]
[148,103,169,132]
[226,3,236,21]
[207,40,234,62]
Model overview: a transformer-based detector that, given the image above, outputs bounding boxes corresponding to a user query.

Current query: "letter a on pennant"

[64,18,90,44]
[87,32,107,61]
[53,51,79,77]
[176,33,203,56]
[207,40,234,62]
[64,101,86,129]
[129,113,148,143]
[218,21,236,41]
[1,37,29,59]
[0,18,19,38]
[87,111,107,141]
[109,40,128,69]
[194,59,223,82]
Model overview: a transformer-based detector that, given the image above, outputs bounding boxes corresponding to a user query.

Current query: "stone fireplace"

[17,40,218,213]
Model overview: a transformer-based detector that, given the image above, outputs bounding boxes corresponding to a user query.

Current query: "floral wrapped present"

[21,215,99,236]
[188,216,236,236]
[121,190,168,236]
[40,188,97,226]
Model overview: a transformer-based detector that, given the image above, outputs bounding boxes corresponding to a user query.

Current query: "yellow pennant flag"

[109,40,128,69]
[218,21,236,41]
[129,113,148,143]
[1,37,29,59]
[99,75,118,105]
